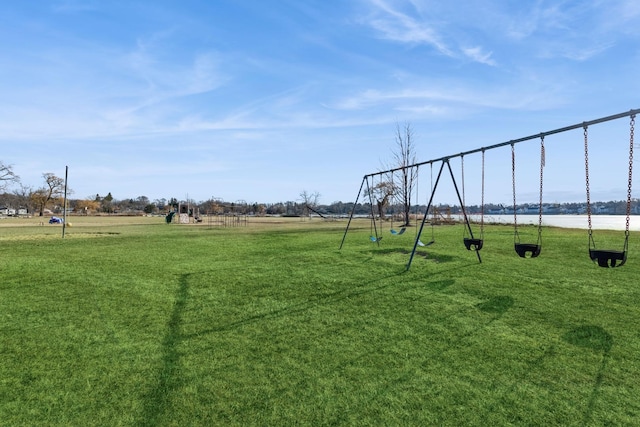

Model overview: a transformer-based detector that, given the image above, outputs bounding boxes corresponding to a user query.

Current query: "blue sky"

[1,0,639,206]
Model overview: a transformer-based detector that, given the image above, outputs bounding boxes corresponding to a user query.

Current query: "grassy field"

[1,215,639,426]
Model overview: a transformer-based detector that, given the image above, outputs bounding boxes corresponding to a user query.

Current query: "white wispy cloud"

[123,32,227,102]
[360,0,453,55]
[461,46,496,66]
[360,0,502,66]
[0,30,228,142]
[332,76,567,115]
[558,43,615,61]
[502,1,640,61]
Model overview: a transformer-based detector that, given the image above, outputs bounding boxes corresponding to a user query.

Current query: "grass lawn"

[1,216,639,426]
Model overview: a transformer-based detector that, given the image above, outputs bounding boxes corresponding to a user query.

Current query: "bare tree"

[300,190,321,217]
[13,184,34,213]
[364,177,394,221]
[391,122,418,226]
[0,161,20,191]
[374,180,394,220]
[31,172,66,216]
[300,190,320,206]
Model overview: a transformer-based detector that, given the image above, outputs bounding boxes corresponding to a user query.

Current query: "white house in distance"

[0,207,28,216]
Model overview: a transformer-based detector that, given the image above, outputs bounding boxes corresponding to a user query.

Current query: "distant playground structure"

[165,202,198,224]
[165,198,248,227]
[206,199,248,228]
[207,213,248,228]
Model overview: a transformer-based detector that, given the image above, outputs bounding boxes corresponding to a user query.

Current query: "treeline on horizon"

[1,191,639,217]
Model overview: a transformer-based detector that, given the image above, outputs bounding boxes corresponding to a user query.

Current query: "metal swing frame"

[409,164,433,248]
[339,108,640,271]
[406,159,481,268]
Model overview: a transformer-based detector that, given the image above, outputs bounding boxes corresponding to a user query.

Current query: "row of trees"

[0,158,328,217]
[0,162,69,216]
[0,167,323,217]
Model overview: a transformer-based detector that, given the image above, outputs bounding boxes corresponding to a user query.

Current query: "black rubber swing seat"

[463,238,483,251]
[515,243,541,258]
[589,249,627,268]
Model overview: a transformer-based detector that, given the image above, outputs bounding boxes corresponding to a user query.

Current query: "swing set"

[339,108,639,271]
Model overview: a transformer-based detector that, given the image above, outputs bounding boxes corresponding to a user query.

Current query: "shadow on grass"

[476,295,514,315]
[72,231,121,235]
[361,247,458,264]
[429,279,455,291]
[484,324,613,424]
[135,266,471,424]
[445,295,515,342]
[562,325,613,426]
[183,270,406,339]
[138,274,190,427]
[331,292,515,420]
[563,325,613,352]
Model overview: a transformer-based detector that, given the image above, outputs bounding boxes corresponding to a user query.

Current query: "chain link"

[584,126,592,234]
[461,154,465,207]
[511,144,518,235]
[538,136,545,239]
[626,114,635,235]
[481,149,485,235]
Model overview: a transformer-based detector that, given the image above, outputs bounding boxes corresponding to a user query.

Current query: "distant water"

[462,214,640,231]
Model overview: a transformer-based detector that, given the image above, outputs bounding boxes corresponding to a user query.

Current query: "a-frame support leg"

[407,160,482,271]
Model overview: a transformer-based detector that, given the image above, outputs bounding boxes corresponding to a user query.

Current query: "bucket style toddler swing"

[460,151,485,251]
[584,114,635,268]
[511,136,545,258]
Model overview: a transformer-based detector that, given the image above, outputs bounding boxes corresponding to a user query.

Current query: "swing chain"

[626,114,635,235]
[481,149,485,233]
[538,136,545,237]
[511,143,518,232]
[584,125,593,235]
[461,154,465,207]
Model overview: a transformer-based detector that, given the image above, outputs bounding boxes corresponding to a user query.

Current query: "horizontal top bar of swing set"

[364,108,640,179]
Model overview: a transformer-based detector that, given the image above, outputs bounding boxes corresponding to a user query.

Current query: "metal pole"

[445,160,481,263]
[62,166,68,239]
[407,161,445,270]
[364,108,640,180]
[339,177,365,249]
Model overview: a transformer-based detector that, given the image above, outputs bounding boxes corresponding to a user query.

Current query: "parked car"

[49,216,64,224]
